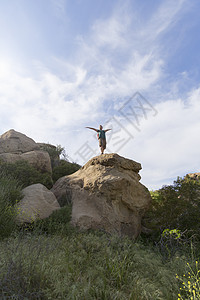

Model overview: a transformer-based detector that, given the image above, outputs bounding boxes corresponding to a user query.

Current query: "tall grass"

[0,168,199,299]
[0,227,192,299]
[0,171,22,239]
[0,234,55,299]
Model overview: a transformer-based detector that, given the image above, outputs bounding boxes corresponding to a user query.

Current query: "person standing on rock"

[86,125,111,155]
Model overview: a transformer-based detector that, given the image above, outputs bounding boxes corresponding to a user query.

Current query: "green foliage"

[0,171,22,239]
[156,228,187,262]
[52,159,81,183]
[144,176,200,240]
[1,153,200,298]
[0,160,53,189]
[0,235,54,299]
[176,260,200,299]
[30,205,74,235]
[162,228,181,239]
[40,143,66,168]
[0,232,187,299]
[0,145,80,192]
[1,177,199,299]
[40,143,81,182]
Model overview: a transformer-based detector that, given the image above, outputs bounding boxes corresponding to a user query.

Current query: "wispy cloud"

[120,86,200,189]
[91,8,131,49]
[145,0,187,38]
[0,0,198,189]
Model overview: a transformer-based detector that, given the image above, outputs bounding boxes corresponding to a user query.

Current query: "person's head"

[99,125,103,130]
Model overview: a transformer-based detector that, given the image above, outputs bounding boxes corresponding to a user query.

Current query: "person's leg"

[99,139,106,155]
[99,139,102,154]
[101,139,106,154]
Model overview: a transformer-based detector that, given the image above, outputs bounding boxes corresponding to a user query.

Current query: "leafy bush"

[39,143,66,168]
[143,176,200,240]
[30,205,74,235]
[52,159,81,183]
[0,171,22,239]
[156,229,188,262]
[0,160,53,189]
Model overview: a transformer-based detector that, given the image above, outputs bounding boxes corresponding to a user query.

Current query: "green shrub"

[0,171,22,239]
[0,160,53,189]
[39,143,65,168]
[30,205,74,236]
[143,176,200,241]
[52,159,81,182]
[156,229,189,262]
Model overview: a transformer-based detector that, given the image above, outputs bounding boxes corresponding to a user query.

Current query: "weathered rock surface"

[186,172,200,180]
[0,129,52,173]
[0,151,52,173]
[16,183,60,224]
[52,153,152,239]
[0,129,40,154]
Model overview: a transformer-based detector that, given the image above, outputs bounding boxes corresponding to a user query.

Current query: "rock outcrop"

[0,129,40,154]
[0,129,52,173]
[52,153,152,239]
[16,183,60,224]
[186,172,200,180]
[0,151,52,173]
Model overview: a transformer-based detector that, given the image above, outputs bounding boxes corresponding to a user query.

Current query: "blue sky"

[0,0,200,189]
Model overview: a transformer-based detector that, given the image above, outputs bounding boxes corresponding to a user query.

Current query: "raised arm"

[85,126,98,132]
[104,128,112,132]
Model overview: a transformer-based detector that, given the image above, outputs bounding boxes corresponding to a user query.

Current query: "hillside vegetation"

[0,153,199,299]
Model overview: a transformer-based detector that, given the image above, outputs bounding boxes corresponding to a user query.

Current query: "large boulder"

[16,183,60,224]
[0,151,52,173]
[52,153,152,239]
[0,129,40,154]
[0,129,52,173]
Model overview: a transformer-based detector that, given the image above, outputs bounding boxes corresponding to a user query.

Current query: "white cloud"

[91,12,130,49]
[0,0,197,191]
[0,59,90,139]
[147,0,187,37]
[117,86,200,190]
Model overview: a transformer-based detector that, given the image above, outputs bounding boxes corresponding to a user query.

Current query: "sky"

[0,0,200,190]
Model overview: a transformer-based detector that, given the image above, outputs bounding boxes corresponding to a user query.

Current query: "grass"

[176,260,200,300]
[1,224,196,300]
[0,171,22,239]
[0,171,200,299]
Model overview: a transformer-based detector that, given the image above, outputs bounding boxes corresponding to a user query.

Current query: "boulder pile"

[0,129,152,238]
[0,129,52,173]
